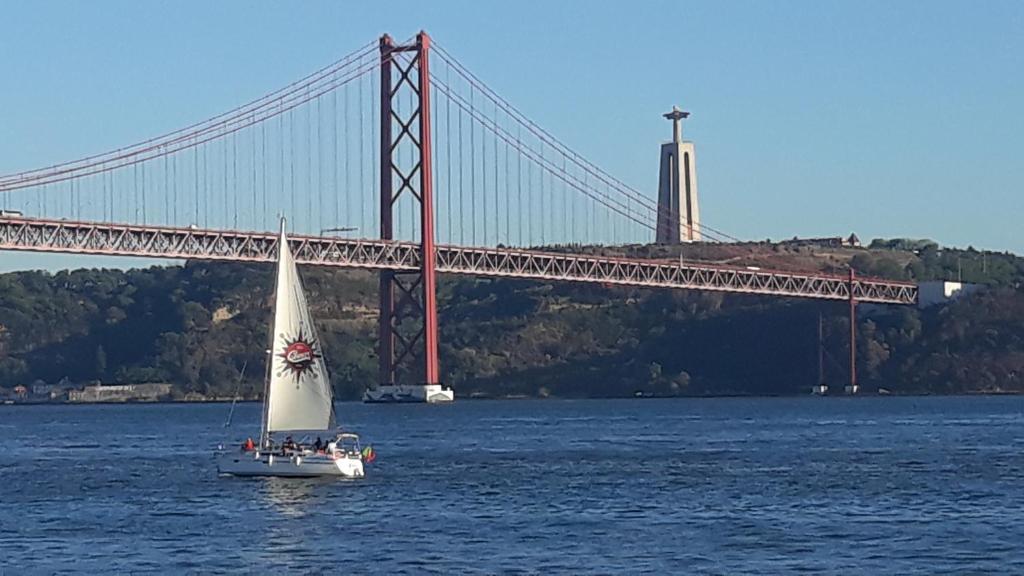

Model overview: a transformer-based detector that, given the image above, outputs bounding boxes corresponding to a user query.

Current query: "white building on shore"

[68,383,172,402]
[917,280,981,308]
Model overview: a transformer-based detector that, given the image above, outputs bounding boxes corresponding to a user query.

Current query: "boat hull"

[363,384,454,404]
[217,450,364,478]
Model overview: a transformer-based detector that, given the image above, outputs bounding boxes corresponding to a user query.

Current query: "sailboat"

[217,219,365,478]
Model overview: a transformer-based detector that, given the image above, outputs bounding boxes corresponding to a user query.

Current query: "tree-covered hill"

[1,238,1022,400]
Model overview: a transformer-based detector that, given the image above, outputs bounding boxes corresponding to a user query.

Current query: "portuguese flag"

[361,446,376,463]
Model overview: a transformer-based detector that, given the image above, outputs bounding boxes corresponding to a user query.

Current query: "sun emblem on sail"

[276,330,322,383]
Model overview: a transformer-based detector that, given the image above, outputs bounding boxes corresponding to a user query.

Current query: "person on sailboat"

[314,437,323,452]
[215,217,366,478]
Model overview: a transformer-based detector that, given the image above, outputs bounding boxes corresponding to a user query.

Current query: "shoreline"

[4,390,1024,407]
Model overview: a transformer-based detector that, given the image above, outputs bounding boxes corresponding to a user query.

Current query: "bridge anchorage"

[0,30,917,399]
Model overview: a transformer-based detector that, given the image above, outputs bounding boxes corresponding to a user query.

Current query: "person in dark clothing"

[314,437,323,451]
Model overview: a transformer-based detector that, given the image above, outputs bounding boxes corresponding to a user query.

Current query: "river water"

[2,397,1024,574]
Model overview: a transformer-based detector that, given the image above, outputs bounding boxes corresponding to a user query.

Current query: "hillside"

[1,238,1023,400]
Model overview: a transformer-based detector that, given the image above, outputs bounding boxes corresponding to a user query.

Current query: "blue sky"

[1,1,1022,271]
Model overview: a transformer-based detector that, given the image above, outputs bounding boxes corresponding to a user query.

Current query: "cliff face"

[0,239,1021,399]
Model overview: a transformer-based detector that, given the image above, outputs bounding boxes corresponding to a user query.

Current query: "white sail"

[265,222,335,434]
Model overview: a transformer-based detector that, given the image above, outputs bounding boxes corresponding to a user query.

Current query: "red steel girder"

[0,216,918,305]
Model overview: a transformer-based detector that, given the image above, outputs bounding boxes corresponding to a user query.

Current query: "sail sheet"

[265,225,335,433]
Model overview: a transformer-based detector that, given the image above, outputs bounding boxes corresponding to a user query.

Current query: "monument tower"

[656,106,701,243]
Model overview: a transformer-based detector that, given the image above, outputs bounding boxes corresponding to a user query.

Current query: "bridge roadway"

[0,217,916,305]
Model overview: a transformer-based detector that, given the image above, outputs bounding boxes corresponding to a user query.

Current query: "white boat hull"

[363,384,454,404]
[217,450,364,478]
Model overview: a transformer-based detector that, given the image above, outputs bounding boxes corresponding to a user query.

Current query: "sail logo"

[285,342,313,365]
[277,330,322,381]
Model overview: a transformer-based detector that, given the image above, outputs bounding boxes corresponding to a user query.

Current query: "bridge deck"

[0,217,916,305]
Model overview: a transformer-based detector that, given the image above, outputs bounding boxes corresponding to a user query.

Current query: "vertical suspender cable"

[482,97,488,245]
[515,123,522,246]
[360,62,367,236]
[458,83,464,246]
[333,83,339,231]
[493,100,499,245]
[504,110,509,246]
[316,96,323,233]
[445,63,452,244]
[539,140,545,246]
[344,83,350,231]
[470,83,476,245]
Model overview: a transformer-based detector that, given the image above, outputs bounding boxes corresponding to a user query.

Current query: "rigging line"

[204,141,210,227]
[223,360,248,428]
[516,122,522,246]
[432,45,658,210]
[431,78,654,231]
[279,104,285,224]
[133,162,138,223]
[445,62,453,244]
[172,154,177,225]
[429,76,651,223]
[540,139,545,246]
[504,109,510,246]
[458,82,464,246]
[317,94,323,234]
[307,88,313,233]
[493,99,499,245]
[164,153,170,224]
[611,181,618,243]
[527,127,533,245]
[433,55,661,220]
[333,79,340,232]
[261,120,267,230]
[408,80,417,242]
[223,134,228,229]
[482,93,487,245]
[470,82,476,245]
[359,58,366,236]
[435,55,690,242]
[0,60,383,192]
[250,123,256,230]
[344,82,350,233]
[193,145,199,224]
[290,107,295,225]
[432,83,438,242]
[585,171,592,245]
[0,41,378,184]
[370,67,378,238]
[565,155,572,244]
[101,171,106,221]
[233,132,239,228]
[430,81,438,238]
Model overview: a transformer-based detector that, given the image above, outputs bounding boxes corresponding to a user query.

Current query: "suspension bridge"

[0,31,916,390]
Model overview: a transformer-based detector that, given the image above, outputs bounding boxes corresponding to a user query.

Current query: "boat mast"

[259,217,287,447]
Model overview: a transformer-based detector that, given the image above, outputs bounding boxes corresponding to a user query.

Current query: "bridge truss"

[0,216,917,305]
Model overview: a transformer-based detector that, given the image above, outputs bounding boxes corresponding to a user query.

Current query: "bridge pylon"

[377,32,443,393]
